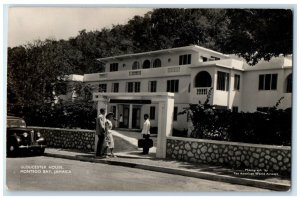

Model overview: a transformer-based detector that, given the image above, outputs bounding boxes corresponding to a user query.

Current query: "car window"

[7,119,26,128]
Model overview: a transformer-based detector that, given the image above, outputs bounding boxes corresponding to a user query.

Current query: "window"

[173,107,178,121]
[127,82,133,93]
[153,59,161,68]
[132,61,140,70]
[179,54,192,65]
[200,56,208,62]
[142,60,151,69]
[195,71,212,87]
[232,106,238,113]
[167,80,179,93]
[201,56,208,62]
[258,74,278,90]
[148,81,157,92]
[286,74,292,93]
[234,74,240,90]
[110,63,118,72]
[150,106,155,120]
[217,71,229,91]
[211,56,220,61]
[134,82,140,92]
[111,83,119,93]
[98,84,107,92]
[127,82,140,93]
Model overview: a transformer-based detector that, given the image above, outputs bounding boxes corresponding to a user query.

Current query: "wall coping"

[167,136,291,151]
[28,126,95,133]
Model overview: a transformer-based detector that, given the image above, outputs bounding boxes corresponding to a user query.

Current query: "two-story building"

[62,45,292,131]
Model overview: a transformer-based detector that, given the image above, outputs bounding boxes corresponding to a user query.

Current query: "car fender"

[36,137,46,144]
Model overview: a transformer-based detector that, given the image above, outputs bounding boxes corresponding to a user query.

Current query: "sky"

[8,7,152,47]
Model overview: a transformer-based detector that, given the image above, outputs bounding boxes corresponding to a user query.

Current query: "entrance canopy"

[93,92,175,158]
[93,92,174,102]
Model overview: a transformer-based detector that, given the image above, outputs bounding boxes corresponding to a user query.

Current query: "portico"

[93,92,175,158]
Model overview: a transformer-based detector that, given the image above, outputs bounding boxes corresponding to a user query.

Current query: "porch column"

[227,69,234,110]
[128,104,133,129]
[156,96,174,158]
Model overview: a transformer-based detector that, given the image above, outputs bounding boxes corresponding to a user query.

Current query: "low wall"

[30,126,95,152]
[166,136,291,174]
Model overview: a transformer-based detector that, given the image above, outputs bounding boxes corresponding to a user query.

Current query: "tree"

[222,9,293,65]
[7,39,82,109]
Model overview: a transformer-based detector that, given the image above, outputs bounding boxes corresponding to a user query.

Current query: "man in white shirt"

[141,114,151,154]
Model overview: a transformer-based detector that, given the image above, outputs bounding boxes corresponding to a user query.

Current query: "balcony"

[167,67,180,73]
[129,70,142,76]
[83,65,191,82]
[195,87,210,95]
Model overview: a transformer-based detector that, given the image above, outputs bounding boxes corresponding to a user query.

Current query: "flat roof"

[97,45,228,62]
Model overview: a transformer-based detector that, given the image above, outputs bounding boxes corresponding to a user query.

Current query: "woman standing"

[105,112,116,157]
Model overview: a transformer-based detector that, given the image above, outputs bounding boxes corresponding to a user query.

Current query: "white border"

[1,1,299,200]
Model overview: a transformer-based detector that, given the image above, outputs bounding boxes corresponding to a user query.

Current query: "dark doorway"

[132,107,141,129]
[195,71,212,87]
[123,106,129,128]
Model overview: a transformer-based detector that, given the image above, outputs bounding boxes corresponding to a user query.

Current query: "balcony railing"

[129,70,142,76]
[196,87,209,95]
[167,67,180,73]
[98,73,107,78]
[84,65,191,82]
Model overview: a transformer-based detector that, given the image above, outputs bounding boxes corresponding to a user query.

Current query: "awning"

[109,99,152,104]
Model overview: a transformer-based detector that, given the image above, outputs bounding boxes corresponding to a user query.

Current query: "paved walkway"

[111,130,157,155]
[44,130,291,191]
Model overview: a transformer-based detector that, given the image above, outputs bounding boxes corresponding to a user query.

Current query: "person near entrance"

[141,114,151,154]
[95,108,106,157]
[118,114,124,128]
[105,112,116,157]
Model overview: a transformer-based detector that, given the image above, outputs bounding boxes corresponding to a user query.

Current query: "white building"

[68,45,292,131]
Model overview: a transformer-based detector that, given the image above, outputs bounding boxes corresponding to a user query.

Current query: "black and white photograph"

[3,3,296,195]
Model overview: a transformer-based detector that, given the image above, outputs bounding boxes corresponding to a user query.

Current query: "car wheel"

[7,145,18,157]
[37,148,45,155]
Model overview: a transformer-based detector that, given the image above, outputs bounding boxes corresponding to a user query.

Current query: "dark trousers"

[142,134,150,154]
[96,134,105,156]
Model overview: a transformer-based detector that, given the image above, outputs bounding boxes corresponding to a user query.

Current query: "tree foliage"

[222,9,293,65]
[7,8,293,111]
[8,39,82,108]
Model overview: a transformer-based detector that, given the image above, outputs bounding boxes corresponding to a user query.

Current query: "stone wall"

[166,136,291,174]
[30,127,95,152]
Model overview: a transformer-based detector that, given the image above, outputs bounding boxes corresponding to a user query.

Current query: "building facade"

[63,45,292,131]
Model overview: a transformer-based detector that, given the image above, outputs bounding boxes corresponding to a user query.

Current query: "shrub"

[9,100,97,130]
[180,91,291,145]
[172,129,188,137]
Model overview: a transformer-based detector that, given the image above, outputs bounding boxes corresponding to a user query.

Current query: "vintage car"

[7,116,46,156]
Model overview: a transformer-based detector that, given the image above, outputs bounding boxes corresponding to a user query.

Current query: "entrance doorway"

[122,105,141,129]
[132,107,141,129]
[123,106,129,128]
